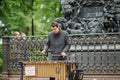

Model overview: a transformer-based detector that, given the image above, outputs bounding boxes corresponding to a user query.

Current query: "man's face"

[51,26,60,34]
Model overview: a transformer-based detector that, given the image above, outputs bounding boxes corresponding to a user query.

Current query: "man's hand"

[41,50,46,54]
[61,52,67,57]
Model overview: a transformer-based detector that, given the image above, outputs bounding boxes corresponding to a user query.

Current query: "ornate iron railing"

[2,33,120,75]
[69,33,120,74]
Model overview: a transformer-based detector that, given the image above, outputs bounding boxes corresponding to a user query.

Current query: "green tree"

[0,0,63,36]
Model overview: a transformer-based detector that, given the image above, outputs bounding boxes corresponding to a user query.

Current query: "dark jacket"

[44,30,70,54]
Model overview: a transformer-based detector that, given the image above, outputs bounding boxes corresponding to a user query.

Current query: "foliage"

[0,0,63,36]
[0,27,4,38]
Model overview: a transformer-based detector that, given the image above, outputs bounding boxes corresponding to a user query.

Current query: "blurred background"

[0,0,63,36]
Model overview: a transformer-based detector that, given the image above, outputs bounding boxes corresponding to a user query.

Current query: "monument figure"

[55,0,120,34]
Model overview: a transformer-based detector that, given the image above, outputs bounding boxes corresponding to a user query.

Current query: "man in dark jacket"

[42,21,70,61]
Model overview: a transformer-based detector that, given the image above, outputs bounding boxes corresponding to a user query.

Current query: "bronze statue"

[57,0,120,34]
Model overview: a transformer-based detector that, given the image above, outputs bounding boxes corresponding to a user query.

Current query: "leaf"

[0,0,63,36]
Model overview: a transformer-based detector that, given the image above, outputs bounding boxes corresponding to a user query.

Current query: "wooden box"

[23,61,76,80]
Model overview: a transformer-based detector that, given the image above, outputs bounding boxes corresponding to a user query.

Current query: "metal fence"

[2,33,120,75]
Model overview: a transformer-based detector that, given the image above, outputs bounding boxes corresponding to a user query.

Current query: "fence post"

[2,36,10,78]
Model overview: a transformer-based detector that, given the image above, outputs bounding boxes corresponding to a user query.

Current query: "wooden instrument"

[23,61,76,80]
